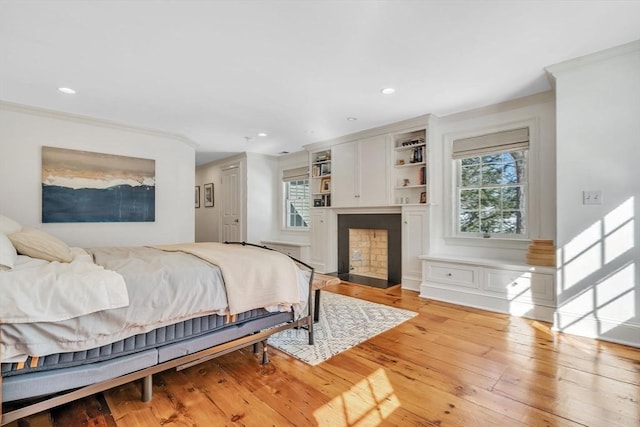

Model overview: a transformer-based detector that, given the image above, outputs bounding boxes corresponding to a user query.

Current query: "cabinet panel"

[483,269,554,303]
[425,262,479,289]
[530,273,554,302]
[331,142,357,207]
[331,135,389,207]
[402,207,428,291]
[310,209,328,272]
[358,135,389,206]
[483,269,532,299]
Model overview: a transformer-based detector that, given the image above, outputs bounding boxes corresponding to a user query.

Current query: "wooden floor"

[7,282,640,426]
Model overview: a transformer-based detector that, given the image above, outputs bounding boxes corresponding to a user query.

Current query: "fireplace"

[337,214,401,288]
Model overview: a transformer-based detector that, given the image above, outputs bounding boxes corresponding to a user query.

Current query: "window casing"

[285,179,310,229]
[452,127,529,239]
[282,166,310,230]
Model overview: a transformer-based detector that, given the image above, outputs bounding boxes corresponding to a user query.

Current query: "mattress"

[1,308,284,377]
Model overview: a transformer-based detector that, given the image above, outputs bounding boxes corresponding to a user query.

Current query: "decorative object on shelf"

[320,177,331,193]
[195,186,200,208]
[403,178,410,187]
[204,182,214,207]
[314,199,322,207]
[397,159,405,165]
[526,239,556,266]
[420,192,426,204]
[400,137,425,147]
[410,146,423,163]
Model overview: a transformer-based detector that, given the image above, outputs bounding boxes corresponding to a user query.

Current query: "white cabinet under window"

[331,135,389,207]
[261,240,310,264]
[419,255,556,321]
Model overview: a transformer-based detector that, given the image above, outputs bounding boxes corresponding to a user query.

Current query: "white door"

[220,163,243,242]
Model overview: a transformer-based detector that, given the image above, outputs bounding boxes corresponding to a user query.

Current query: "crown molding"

[545,39,640,76]
[0,100,198,148]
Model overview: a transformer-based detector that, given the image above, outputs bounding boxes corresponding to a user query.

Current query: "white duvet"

[0,246,309,363]
[0,248,129,323]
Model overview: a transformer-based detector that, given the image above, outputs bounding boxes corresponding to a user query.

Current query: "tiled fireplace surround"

[337,214,402,285]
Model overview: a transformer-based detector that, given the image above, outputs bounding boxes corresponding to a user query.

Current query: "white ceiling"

[1,1,639,165]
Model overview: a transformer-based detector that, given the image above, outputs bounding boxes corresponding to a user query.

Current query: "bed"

[0,231,315,426]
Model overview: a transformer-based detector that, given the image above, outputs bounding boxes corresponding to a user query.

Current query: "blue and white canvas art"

[42,146,155,223]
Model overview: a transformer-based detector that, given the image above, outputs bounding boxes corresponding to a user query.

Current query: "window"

[453,128,529,238]
[283,166,310,229]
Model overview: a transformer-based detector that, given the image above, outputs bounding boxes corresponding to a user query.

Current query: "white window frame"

[455,150,528,238]
[443,119,540,248]
[281,165,310,231]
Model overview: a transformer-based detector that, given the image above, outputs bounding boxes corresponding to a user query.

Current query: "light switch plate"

[583,190,602,205]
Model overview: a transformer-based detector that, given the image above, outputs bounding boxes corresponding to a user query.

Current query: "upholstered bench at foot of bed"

[311,273,341,322]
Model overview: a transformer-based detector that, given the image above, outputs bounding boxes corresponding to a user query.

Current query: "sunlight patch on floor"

[313,368,399,426]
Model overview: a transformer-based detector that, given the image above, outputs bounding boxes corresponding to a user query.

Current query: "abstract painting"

[42,146,155,222]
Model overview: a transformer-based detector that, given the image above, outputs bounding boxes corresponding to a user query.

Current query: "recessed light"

[380,87,395,95]
[58,87,76,94]
[347,117,357,121]
[257,132,268,137]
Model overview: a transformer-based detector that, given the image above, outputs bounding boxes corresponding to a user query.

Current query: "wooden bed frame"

[0,242,316,425]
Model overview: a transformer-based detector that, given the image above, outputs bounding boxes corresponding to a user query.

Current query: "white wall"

[246,152,278,244]
[195,152,282,245]
[548,41,640,347]
[429,92,557,262]
[0,102,195,247]
[195,160,223,242]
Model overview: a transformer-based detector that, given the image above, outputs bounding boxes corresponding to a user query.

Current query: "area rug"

[268,291,417,365]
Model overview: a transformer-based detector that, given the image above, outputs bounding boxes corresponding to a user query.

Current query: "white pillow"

[8,227,73,263]
[0,233,18,271]
[0,214,22,235]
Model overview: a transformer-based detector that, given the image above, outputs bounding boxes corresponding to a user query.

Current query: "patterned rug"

[268,291,417,365]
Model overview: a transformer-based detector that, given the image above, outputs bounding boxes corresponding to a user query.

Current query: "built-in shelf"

[392,129,427,205]
[310,149,331,207]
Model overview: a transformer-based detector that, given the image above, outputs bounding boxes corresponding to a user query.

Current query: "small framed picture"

[420,191,427,204]
[320,177,331,193]
[204,183,214,207]
[195,186,200,208]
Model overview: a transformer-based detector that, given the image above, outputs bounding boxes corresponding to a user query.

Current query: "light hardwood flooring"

[7,282,640,426]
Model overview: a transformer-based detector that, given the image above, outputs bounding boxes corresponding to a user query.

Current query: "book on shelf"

[419,166,426,185]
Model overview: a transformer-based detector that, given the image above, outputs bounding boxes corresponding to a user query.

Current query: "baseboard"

[553,310,640,348]
[401,276,421,292]
[420,284,555,322]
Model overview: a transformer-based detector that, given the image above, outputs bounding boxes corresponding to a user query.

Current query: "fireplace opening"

[336,214,401,288]
[349,228,388,280]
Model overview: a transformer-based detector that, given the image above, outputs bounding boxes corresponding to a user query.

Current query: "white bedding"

[0,247,128,323]
[152,242,301,315]
[0,246,309,363]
